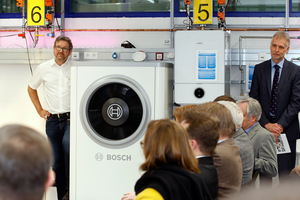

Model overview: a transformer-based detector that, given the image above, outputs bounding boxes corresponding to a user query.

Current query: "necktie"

[270,65,280,115]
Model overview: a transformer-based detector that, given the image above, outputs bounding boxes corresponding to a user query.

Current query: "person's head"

[0,124,54,200]
[53,36,73,65]
[213,95,236,103]
[181,110,220,156]
[173,104,197,123]
[217,101,243,129]
[270,31,290,64]
[195,102,235,139]
[140,119,199,173]
[237,97,262,130]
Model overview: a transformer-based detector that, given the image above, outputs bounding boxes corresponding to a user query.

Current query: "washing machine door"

[80,75,151,149]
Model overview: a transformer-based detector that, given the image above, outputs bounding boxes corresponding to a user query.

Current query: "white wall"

[0,64,46,135]
[1,16,300,130]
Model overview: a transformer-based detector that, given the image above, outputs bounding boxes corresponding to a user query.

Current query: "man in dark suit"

[249,31,300,178]
[181,110,219,200]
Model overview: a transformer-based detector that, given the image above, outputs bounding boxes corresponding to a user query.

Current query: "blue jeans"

[46,115,70,200]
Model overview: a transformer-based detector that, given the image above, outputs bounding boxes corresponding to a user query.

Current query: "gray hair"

[237,97,262,122]
[217,101,243,128]
[272,31,290,47]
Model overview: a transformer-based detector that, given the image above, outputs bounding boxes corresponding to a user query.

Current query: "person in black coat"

[181,110,220,200]
[134,119,212,200]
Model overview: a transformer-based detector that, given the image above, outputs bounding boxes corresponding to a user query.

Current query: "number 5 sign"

[27,0,45,26]
[193,0,212,24]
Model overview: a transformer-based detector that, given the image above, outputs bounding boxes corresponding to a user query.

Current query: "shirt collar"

[245,122,258,133]
[271,59,284,69]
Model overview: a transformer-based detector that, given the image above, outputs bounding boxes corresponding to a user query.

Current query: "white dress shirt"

[29,58,71,114]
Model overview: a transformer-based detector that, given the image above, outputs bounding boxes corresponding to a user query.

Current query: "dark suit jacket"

[198,157,218,200]
[249,58,300,141]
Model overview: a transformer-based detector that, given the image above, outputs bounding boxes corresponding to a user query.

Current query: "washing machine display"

[80,75,151,149]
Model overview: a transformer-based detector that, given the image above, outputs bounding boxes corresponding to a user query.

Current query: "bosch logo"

[107,104,123,120]
[95,153,131,161]
[95,153,103,161]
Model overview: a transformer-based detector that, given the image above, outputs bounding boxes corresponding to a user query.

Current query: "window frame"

[0,0,297,18]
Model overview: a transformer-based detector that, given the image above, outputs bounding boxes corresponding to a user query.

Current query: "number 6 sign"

[193,0,212,24]
[27,0,45,26]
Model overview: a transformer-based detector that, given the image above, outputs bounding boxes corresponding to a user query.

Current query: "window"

[177,0,286,17]
[0,0,296,18]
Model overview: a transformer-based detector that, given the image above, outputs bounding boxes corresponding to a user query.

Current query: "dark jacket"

[135,164,212,200]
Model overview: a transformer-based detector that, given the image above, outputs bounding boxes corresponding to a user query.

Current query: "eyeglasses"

[54,46,70,52]
[140,140,144,148]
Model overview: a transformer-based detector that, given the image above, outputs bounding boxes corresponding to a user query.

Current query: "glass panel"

[178,0,286,12]
[1,0,19,13]
[292,0,300,11]
[71,0,170,12]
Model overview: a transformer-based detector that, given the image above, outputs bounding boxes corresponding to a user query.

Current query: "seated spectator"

[173,104,197,123]
[237,97,278,187]
[181,110,220,200]
[196,102,243,200]
[217,100,254,186]
[214,95,236,103]
[134,119,211,200]
[0,124,54,200]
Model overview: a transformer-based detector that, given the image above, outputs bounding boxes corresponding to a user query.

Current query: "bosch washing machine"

[70,61,173,200]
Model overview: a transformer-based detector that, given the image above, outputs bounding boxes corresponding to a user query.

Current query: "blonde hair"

[140,119,199,173]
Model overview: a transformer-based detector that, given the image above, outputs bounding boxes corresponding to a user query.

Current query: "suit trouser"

[278,139,296,179]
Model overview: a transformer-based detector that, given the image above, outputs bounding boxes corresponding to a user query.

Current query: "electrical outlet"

[259,53,266,61]
[71,52,79,60]
[84,52,98,60]
[163,39,170,45]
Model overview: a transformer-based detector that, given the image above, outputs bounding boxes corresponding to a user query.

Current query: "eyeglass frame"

[54,46,71,52]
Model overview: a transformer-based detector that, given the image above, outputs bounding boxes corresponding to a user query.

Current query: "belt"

[50,112,70,118]
[270,116,276,123]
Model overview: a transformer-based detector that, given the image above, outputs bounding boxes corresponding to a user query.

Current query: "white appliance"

[174,30,230,104]
[70,61,173,200]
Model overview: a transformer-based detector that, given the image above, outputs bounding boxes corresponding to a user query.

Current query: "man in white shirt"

[28,36,73,200]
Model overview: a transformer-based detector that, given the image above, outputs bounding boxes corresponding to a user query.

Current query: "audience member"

[134,119,211,200]
[173,104,197,123]
[217,100,254,186]
[196,102,242,200]
[213,95,236,103]
[0,124,54,200]
[181,110,220,200]
[237,97,278,186]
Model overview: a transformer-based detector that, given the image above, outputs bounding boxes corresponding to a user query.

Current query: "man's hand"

[265,123,283,143]
[38,110,50,120]
[265,123,283,134]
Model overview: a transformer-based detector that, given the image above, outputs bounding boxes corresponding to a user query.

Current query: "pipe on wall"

[238,36,272,96]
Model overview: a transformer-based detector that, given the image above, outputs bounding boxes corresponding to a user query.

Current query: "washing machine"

[70,61,173,200]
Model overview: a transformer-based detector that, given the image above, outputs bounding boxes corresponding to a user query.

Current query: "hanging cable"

[24,35,33,76]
